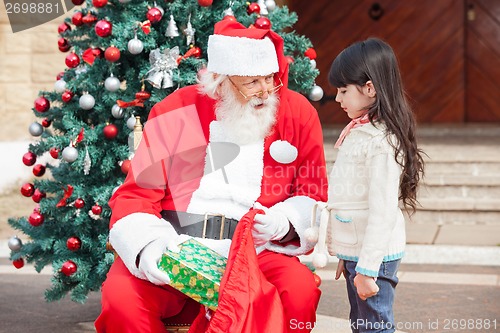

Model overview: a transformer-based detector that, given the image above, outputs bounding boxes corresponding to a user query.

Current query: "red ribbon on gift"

[56,185,74,208]
[140,20,151,34]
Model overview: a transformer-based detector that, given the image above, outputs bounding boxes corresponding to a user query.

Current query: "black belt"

[161,210,238,240]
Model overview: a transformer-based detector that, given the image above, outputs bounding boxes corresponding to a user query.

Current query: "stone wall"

[0,9,66,141]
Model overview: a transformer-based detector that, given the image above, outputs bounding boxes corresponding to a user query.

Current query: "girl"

[326,38,425,332]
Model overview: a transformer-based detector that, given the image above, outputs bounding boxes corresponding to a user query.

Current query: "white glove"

[252,202,290,247]
[138,237,180,285]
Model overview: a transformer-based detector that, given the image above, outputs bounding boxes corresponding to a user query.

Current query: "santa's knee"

[281,272,321,313]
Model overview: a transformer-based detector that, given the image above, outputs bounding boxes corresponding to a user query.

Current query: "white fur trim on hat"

[207,35,279,76]
[270,140,298,164]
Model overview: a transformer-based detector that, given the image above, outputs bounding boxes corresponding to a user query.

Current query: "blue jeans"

[344,259,401,333]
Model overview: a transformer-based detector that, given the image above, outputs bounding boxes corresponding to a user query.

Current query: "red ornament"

[82,12,97,25]
[135,89,151,101]
[147,7,163,23]
[92,0,108,8]
[285,55,295,64]
[104,46,120,62]
[34,96,50,113]
[32,189,46,203]
[50,147,60,159]
[58,38,70,52]
[22,152,37,166]
[304,47,317,60]
[21,183,35,197]
[313,273,322,287]
[255,17,271,29]
[74,198,85,209]
[71,0,85,5]
[67,237,82,251]
[121,159,131,174]
[58,22,71,34]
[41,118,51,127]
[29,211,44,226]
[197,0,213,6]
[247,2,260,14]
[13,258,24,269]
[56,72,65,80]
[95,20,112,37]
[92,204,103,215]
[61,260,77,276]
[33,164,46,177]
[72,12,83,26]
[61,90,74,103]
[82,47,103,65]
[65,52,80,68]
[103,124,118,140]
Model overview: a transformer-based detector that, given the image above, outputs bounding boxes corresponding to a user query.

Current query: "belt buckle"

[202,213,226,239]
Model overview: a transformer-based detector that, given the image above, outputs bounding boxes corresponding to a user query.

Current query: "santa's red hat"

[207,20,287,78]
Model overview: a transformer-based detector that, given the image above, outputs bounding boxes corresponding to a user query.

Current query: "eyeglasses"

[227,77,283,100]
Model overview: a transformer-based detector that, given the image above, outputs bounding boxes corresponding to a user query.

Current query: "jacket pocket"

[330,212,358,246]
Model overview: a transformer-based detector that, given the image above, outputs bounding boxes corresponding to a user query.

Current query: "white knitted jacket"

[327,122,405,277]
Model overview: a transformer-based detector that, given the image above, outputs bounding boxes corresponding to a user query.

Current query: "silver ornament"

[105,75,121,92]
[54,79,67,93]
[308,85,324,102]
[62,145,78,162]
[29,122,43,136]
[165,15,179,38]
[183,14,196,46]
[111,104,124,119]
[8,236,23,251]
[79,94,95,110]
[310,59,317,69]
[128,35,144,55]
[258,0,268,15]
[83,147,91,175]
[127,115,136,130]
[265,0,276,11]
[223,7,234,16]
[146,47,179,89]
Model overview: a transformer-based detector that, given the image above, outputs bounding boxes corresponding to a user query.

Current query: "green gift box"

[158,238,227,311]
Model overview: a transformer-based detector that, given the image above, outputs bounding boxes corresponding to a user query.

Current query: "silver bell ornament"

[8,236,23,252]
[111,104,124,119]
[79,93,95,110]
[105,75,121,92]
[265,0,276,11]
[62,145,78,163]
[128,34,144,55]
[308,84,324,102]
[127,114,137,130]
[54,79,67,93]
[29,122,44,136]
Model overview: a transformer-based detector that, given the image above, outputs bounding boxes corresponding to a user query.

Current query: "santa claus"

[95,20,327,333]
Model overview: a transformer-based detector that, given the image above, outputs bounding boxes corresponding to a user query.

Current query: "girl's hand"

[353,273,379,300]
[335,259,345,280]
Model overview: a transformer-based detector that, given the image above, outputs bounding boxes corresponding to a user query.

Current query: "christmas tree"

[8,0,323,303]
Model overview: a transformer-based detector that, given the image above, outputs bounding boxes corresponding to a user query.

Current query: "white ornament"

[79,94,95,110]
[127,115,136,130]
[308,84,324,102]
[258,0,268,15]
[183,14,196,46]
[128,34,144,55]
[29,122,43,136]
[54,79,67,93]
[105,75,121,92]
[265,0,276,11]
[111,104,124,119]
[146,47,179,89]
[269,140,298,164]
[83,147,91,175]
[165,15,179,38]
[223,7,234,17]
[310,59,317,69]
[62,145,78,163]
[8,236,23,251]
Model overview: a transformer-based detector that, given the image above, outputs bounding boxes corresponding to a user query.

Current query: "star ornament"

[183,15,196,46]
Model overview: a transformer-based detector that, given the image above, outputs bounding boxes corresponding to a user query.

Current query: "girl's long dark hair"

[329,38,425,213]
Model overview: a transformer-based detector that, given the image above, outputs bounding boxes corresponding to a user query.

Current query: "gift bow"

[146,47,179,89]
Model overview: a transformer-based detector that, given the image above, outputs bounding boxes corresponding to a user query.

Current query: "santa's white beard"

[215,82,278,145]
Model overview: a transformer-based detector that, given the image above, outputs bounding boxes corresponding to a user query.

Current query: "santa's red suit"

[95,20,327,333]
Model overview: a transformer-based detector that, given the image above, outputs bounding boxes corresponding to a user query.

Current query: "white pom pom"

[312,252,328,268]
[304,226,319,243]
[269,140,298,164]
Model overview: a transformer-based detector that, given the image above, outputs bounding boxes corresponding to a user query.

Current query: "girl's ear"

[365,80,376,98]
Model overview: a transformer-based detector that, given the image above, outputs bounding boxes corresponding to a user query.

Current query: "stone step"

[405,209,500,225]
[424,162,500,177]
[422,175,500,186]
[417,197,500,211]
[418,184,500,199]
